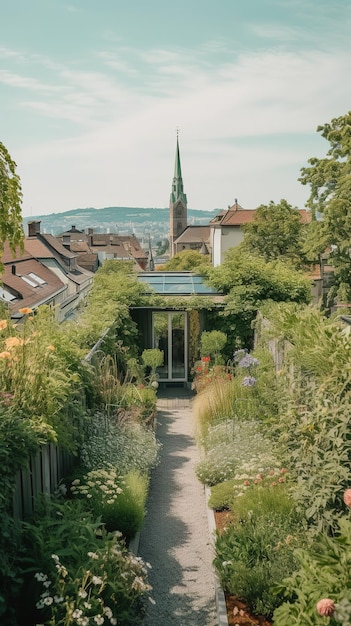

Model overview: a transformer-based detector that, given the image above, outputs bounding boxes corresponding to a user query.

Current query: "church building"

[169,133,187,257]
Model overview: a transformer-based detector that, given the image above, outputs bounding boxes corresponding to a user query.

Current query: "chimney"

[28,220,41,237]
[11,265,16,275]
[62,234,71,250]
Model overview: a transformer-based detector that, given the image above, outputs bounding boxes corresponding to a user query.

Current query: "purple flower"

[242,376,256,387]
[233,349,247,362]
[238,354,259,368]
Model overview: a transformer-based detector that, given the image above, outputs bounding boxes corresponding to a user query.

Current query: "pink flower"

[243,480,250,486]
[269,470,275,476]
[343,489,351,507]
[272,481,277,486]
[281,468,288,474]
[316,598,335,617]
[278,477,285,483]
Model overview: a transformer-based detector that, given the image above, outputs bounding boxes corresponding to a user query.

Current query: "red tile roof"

[211,206,312,227]
[1,243,65,314]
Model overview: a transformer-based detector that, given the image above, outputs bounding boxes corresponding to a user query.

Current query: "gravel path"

[138,394,218,626]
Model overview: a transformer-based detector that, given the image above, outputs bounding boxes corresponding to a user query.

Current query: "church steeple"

[169,131,187,257]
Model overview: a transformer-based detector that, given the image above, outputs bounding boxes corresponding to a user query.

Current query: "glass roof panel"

[138,272,218,295]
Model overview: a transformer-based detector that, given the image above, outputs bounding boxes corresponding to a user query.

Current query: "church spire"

[169,131,188,257]
[171,131,187,205]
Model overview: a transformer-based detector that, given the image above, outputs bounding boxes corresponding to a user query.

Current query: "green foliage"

[0,307,88,451]
[242,199,308,265]
[257,303,351,534]
[18,496,151,625]
[214,482,301,618]
[0,408,46,620]
[200,330,227,364]
[299,110,351,301]
[0,141,24,270]
[102,470,148,542]
[141,348,164,371]
[274,517,351,626]
[193,376,254,436]
[80,412,161,477]
[208,479,240,511]
[207,248,311,349]
[70,262,149,368]
[161,249,211,272]
[70,468,148,542]
[195,419,277,486]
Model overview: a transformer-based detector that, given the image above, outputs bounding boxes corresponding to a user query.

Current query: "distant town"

[22,206,218,252]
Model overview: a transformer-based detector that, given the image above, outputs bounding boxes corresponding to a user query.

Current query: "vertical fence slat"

[49,444,58,490]
[12,444,75,521]
[31,452,43,503]
[13,472,23,521]
[41,447,51,495]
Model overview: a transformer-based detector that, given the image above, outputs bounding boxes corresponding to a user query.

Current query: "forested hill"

[22,206,218,237]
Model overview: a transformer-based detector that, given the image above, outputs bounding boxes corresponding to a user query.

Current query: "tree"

[161,249,211,272]
[0,142,24,268]
[242,199,307,265]
[299,111,351,300]
[207,248,311,350]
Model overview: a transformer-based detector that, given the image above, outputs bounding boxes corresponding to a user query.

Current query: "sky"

[1,0,351,218]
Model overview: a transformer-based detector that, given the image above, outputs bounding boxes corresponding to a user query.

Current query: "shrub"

[196,420,278,486]
[200,330,227,364]
[70,468,148,542]
[103,471,148,542]
[80,412,161,476]
[214,481,302,618]
[274,516,351,625]
[17,497,151,626]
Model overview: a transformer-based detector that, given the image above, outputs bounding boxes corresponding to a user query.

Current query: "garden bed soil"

[214,511,273,626]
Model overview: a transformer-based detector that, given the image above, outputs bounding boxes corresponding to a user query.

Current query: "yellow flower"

[47,345,55,351]
[5,337,23,349]
[0,320,7,331]
[19,307,33,315]
[0,351,11,359]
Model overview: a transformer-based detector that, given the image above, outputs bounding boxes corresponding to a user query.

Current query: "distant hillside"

[22,206,218,239]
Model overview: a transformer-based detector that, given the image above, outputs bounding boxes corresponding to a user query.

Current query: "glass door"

[152,311,187,381]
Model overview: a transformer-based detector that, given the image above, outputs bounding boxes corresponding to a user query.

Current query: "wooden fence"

[13,444,76,520]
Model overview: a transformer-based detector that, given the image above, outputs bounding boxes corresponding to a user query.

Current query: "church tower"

[169,133,187,257]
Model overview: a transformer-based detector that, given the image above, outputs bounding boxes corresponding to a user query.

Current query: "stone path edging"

[205,486,229,626]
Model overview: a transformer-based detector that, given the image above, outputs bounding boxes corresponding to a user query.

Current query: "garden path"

[138,386,218,626]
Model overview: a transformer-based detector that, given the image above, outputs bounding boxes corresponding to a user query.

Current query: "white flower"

[34,572,48,582]
[72,609,83,619]
[43,596,54,606]
[110,619,117,625]
[94,616,104,625]
[92,576,103,585]
[78,589,88,598]
[87,551,99,560]
[103,606,113,618]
